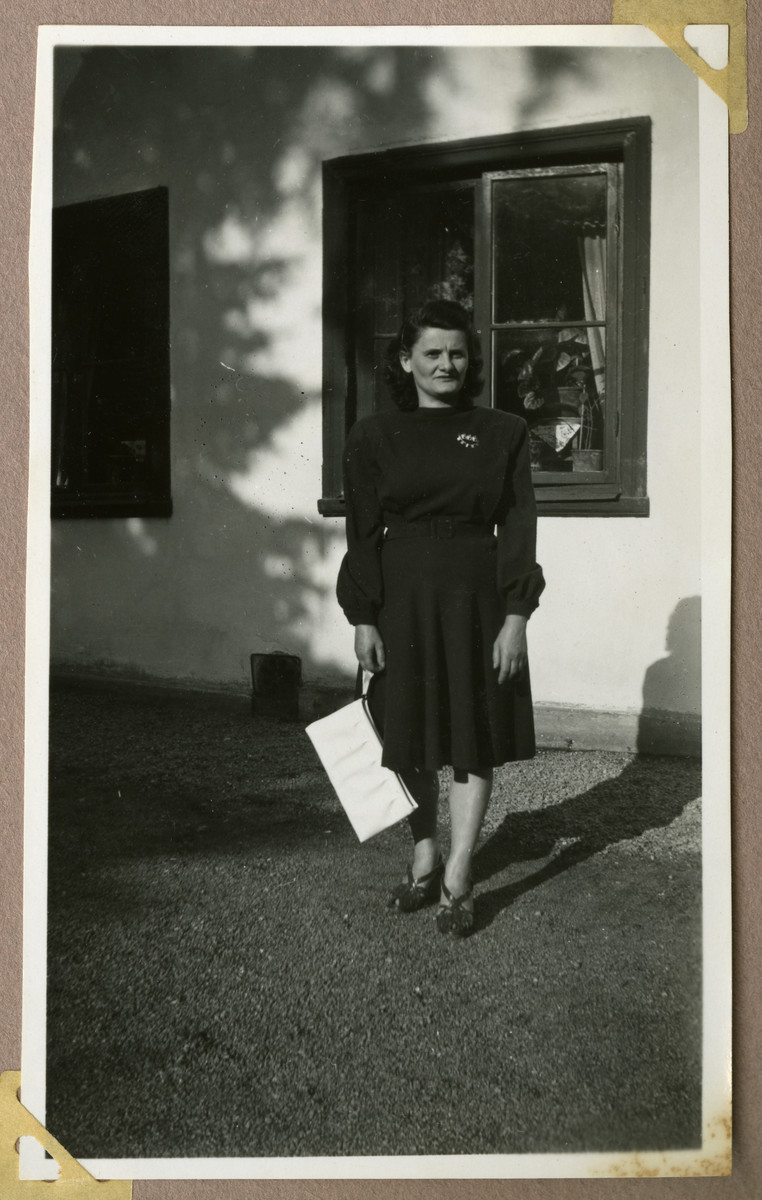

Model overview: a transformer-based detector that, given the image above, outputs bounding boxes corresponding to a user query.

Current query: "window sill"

[52,494,173,519]
[536,496,649,516]
[318,494,649,519]
[317,497,347,518]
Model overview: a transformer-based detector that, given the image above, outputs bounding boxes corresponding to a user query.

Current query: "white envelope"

[305,690,418,842]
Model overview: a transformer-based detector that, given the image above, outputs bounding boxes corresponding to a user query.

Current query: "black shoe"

[435,880,474,937]
[388,857,444,913]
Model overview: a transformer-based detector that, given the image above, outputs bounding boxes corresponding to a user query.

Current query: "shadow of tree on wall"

[50,45,448,683]
[50,44,599,687]
[519,47,601,123]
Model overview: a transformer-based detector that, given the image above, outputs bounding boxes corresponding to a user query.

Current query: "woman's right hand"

[354,624,386,673]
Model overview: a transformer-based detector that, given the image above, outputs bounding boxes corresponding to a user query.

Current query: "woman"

[337,299,545,936]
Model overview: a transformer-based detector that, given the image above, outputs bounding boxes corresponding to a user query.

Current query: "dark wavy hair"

[382,299,484,411]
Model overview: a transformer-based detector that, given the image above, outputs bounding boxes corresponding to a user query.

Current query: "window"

[320,120,650,516]
[52,186,171,518]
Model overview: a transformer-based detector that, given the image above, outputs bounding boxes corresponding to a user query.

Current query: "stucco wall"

[50,44,701,728]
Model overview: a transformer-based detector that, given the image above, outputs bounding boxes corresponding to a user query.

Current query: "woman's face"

[399,326,469,406]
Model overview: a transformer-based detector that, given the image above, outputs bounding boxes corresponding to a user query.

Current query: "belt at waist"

[384,517,494,541]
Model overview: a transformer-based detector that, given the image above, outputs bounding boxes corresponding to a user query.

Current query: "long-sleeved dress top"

[337,402,545,772]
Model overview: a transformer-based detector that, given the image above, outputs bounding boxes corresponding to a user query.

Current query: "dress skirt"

[367,533,536,773]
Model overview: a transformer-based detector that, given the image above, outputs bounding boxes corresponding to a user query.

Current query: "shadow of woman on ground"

[472,755,700,932]
[472,597,702,932]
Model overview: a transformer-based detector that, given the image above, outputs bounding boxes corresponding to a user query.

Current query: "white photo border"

[24,22,731,1181]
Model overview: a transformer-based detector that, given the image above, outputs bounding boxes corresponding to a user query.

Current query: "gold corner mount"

[612,0,748,132]
[0,1071,132,1198]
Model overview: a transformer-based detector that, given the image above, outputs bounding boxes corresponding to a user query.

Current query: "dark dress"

[337,401,545,773]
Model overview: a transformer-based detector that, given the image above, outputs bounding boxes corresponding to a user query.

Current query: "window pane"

[356,184,475,415]
[362,185,475,337]
[372,336,397,412]
[494,326,606,472]
[53,362,165,491]
[492,172,608,325]
[51,187,171,514]
[400,187,474,316]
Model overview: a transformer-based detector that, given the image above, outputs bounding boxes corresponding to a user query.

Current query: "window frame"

[319,118,651,518]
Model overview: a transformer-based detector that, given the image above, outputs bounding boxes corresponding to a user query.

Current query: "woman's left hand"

[492,615,528,684]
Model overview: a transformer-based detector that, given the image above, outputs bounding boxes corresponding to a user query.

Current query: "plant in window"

[500,325,603,471]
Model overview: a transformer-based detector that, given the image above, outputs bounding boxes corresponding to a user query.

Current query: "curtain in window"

[579,235,606,398]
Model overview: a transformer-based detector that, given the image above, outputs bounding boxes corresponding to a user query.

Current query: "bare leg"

[443,767,493,912]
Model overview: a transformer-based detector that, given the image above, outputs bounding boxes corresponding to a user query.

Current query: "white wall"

[50,45,701,724]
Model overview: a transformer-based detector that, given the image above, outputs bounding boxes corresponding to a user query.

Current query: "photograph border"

[1,4,758,1195]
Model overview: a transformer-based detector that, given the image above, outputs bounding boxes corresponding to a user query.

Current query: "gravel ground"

[46,683,702,1160]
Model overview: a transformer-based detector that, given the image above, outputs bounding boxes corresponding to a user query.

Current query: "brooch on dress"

[456,433,479,450]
